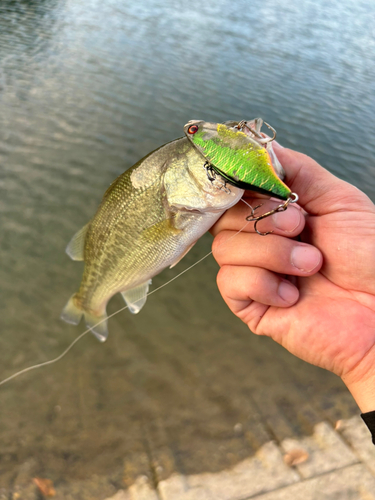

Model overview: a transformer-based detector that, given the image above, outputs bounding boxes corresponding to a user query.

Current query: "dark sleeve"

[361,411,375,444]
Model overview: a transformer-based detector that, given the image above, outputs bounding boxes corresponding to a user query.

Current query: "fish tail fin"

[61,294,83,325]
[61,294,109,342]
[83,310,108,343]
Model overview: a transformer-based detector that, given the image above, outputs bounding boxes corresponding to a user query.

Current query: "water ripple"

[0,0,375,489]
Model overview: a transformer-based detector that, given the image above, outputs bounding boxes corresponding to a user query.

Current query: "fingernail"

[272,207,300,232]
[273,141,284,149]
[278,281,299,303]
[291,245,321,272]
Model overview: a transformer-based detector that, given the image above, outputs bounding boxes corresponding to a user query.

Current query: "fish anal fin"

[121,280,151,314]
[169,242,196,269]
[66,223,90,261]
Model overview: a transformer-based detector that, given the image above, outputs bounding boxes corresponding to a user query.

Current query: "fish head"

[164,133,244,214]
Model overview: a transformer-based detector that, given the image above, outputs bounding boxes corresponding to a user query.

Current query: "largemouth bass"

[61,133,244,341]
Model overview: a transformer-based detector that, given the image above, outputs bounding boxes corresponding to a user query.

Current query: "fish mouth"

[175,206,205,214]
[173,204,224,215]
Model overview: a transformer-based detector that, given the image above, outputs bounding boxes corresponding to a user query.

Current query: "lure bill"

[184,119,292,200]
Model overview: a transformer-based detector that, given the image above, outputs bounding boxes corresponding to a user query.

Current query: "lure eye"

[188,124,199,134]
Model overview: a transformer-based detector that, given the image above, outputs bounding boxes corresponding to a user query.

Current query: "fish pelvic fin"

[66,223,90,261]
[121,279,151,314]
[61,294,109,342]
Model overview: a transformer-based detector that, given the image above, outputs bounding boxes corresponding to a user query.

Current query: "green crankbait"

[184,118,299,235]
[184,118,291,200]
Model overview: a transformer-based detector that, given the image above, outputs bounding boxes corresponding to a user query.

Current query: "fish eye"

[188,124,199,134]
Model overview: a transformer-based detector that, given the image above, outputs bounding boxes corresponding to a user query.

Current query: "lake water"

[0,0,374,497]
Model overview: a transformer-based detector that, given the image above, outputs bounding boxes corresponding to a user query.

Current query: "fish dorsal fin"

[66,223,90,261]
[169,242,196,269]
[121,280,152,314]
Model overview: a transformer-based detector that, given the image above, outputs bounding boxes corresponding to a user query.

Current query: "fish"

[184,119,291,200]
[61,130,245,342]
[61,119,292,342]
[0,120,292,388]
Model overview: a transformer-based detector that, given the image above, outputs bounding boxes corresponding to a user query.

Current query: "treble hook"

[237,120,277,144]
[257,122,277,144]
[237,120,262,140]
[203,161,231,194]
[246,193,299,236]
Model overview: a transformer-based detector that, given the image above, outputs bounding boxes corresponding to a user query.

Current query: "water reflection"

[0,0,374,496]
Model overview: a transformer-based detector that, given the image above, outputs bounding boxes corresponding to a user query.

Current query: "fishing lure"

[185,119,298,235]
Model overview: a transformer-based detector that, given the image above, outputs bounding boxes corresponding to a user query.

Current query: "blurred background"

[0,0,374,498]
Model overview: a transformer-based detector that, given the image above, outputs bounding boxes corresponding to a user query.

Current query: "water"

[0,0,374,496]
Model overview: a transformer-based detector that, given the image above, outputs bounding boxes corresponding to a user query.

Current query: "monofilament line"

[0,205,252,387]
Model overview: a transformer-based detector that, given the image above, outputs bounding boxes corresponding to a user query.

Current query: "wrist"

[342,370,375,413]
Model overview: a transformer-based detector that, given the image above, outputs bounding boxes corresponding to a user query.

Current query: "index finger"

[210,196,305,237]
[272,143,373,215]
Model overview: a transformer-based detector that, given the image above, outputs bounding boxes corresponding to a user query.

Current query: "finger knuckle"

[211,232,228,261]
[216,264,232,292]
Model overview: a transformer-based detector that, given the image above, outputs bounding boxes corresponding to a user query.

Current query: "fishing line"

[0,201,253,387]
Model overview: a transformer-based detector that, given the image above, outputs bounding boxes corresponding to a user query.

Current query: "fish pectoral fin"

[141,218,182,241]
[66,223,90,261]
[121,280,152,314]
[169,242,196,269]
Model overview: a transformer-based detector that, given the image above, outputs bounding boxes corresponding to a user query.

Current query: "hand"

[210,144,375,412]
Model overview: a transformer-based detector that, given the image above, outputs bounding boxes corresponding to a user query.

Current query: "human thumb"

[272,142,372,215]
